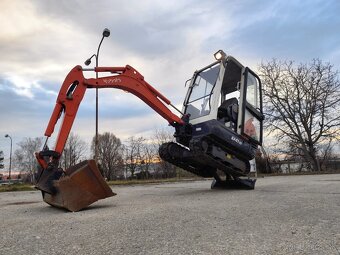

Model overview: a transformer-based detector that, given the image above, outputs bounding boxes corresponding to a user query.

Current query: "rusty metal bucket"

[37,160,115,212]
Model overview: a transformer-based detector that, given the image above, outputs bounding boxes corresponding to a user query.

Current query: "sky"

[1,0,340,170]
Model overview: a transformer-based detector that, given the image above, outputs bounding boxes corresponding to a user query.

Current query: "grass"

[257,169,340,178]
[0,183,35,192]
[1,170,339,192]
[107,177,204,186]
[0,177,203,193]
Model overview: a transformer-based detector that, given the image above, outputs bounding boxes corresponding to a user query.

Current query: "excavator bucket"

[36,160,115,212]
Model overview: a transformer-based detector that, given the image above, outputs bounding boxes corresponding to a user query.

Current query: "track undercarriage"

[159,139,256,190]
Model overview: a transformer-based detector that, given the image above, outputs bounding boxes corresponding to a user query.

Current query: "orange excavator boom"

[35,65,184,211]
[44,65,183,157]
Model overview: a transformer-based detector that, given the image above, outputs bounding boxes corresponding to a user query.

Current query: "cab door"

[238,68,264,145]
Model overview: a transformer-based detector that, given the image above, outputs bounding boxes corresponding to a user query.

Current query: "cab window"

[246,73,260,109]
[242,69,263,145]
[185,64,220,119]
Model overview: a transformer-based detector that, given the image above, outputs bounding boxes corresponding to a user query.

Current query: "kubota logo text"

[103,78,122,84]
[231,136,242,145]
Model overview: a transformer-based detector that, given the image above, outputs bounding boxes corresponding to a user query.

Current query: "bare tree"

[14,137,43,182]
[0,150,4,170]
[124,136,145,178]
[152,127,174,147]
[60,132,87,169]
[139,142,157,179]
[151,127,177,178]
[259,59,340,171]
[317,140,336,170]
[91,132,123,180]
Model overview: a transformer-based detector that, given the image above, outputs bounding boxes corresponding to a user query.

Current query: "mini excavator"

[35,49,264,212]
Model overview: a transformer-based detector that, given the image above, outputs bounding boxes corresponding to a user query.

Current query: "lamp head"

[84,58,92,66]
[214,50,227,61]
[84,54,96,66]
[102,28,110,37]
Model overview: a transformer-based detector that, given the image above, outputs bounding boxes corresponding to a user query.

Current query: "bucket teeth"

[36,160,116,212]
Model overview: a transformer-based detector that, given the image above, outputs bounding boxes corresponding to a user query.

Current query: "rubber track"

[159,142,247,178]
[159,142,213,177]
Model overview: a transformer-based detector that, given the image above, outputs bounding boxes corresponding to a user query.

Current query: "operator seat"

[217,97,238,131]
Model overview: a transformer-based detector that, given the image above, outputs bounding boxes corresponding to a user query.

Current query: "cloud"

[222,0,340,66]
[1,0,340,167]
[1,75,57,99]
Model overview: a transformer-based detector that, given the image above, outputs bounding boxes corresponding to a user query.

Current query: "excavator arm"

[35,65,184,211]
[38,65,183,162]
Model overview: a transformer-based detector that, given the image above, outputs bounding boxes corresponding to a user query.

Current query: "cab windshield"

[185,64,220,119]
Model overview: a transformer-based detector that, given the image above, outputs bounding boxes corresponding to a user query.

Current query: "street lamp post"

[4,134,12,180]
[84,28,110,163]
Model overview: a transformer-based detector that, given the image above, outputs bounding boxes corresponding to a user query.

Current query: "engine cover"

[190,119,256,161]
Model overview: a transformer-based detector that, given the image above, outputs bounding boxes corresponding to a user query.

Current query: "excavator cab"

[160,51,264,188]
[184,53,263,144]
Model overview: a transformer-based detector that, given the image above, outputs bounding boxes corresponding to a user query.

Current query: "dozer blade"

[36,160,116,212]
[211,177,256,190]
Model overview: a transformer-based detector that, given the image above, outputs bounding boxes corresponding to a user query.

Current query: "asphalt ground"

[0,174,339,255]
